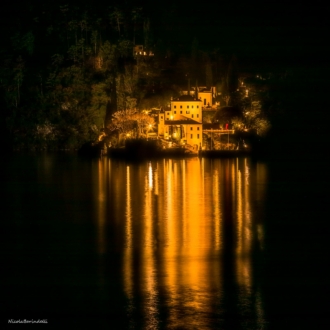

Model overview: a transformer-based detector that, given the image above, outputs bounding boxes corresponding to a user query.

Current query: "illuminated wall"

[171,99,202,122]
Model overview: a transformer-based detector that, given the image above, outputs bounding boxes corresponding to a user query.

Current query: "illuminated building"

[158,95,203,149]
[133,45,154,57]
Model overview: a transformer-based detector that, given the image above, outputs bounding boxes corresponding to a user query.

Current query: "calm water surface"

[2,153,327,329]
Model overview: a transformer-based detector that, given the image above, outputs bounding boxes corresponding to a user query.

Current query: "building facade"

[158,95,203,148]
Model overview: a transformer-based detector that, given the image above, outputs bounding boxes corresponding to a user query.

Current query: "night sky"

[1,0,327,62]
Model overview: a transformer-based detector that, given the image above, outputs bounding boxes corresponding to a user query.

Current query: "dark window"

[197,127,200,130]
[174,111,176,114]
[191,134,193,138]
[180,111,182,114]
[190,127,193,131]
[197,134,200,139]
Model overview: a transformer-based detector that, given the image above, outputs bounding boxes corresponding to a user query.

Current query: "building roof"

[165,118,202,125]
[199,88,212,93]
[172,95,202,102]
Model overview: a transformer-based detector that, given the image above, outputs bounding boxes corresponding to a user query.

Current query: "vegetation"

[0,0,288,152]
[0,1,162,150]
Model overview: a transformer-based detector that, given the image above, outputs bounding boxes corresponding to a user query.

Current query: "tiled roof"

[164,118,201,125]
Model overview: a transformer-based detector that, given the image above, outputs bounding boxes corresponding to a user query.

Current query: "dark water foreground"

[1,153,328,329]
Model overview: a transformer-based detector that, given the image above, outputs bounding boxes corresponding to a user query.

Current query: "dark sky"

[0,0,328,67]
[142,0,328,65]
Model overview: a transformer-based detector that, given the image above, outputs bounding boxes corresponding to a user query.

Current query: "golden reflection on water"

[95,157,268,328]
[124,165,133,305]
[96,158,106,255]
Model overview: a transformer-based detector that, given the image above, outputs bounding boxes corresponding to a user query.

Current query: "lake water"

[2,153,328,329]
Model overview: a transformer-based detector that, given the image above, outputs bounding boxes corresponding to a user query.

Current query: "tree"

[226,55,239,94]
[204,53,213,89]
[110,109,137,137]
[134,112,155,137]
[244,108,271,136]
[109,7,124,36]
[131,7,143,45]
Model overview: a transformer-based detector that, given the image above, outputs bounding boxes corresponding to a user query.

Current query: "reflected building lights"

[112,157,267,328]
[213,167,221,250]
[125,165,132,248]
[95,158,107,297]
[124,165,133,301]
[236,158,252,292]
[244,159,252,254]
[256,163,267,250]
[163,159,216,328]
[97,158,106,255]
[142,161,159,328]
[236,162,243,255]
[148,162,153,190]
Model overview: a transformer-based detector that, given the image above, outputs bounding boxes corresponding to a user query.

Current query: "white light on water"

[148,162,153,189]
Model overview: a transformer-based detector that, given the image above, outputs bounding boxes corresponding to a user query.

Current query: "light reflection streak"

[95,158,109,305]
[163,159,216,328]
[256,163,267,250]
[213,166,221,250]
[124,165,133,300]
[148,162,153,190]
[236,158,252,314]
[142,162,158,328]
[105,157,268,329]
[236,161,243,255]
[97,158,106,255]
